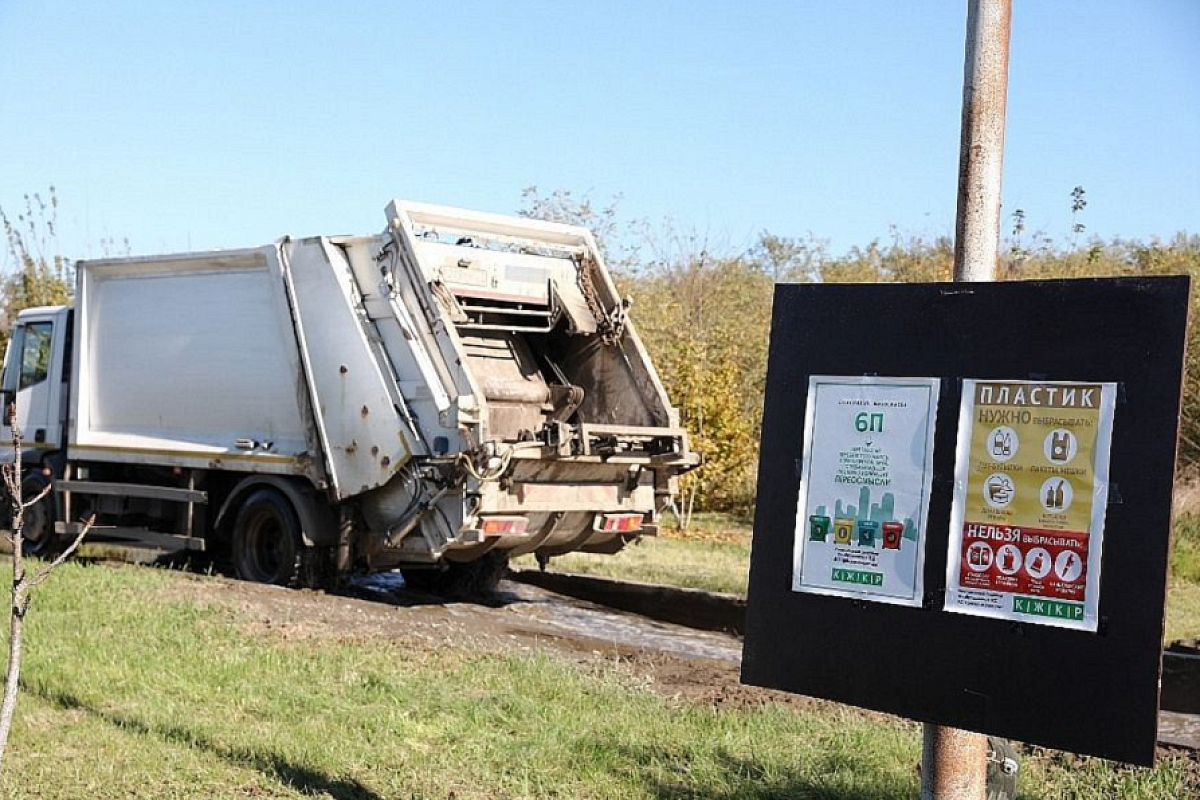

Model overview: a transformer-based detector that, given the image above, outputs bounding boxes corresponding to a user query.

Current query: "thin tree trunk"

[0,426,25,771]
[0,582,24,771]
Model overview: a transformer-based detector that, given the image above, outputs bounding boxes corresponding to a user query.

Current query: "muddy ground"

[156,568,822,716]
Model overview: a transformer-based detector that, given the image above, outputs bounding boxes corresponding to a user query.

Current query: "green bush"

[627,233,1200,514]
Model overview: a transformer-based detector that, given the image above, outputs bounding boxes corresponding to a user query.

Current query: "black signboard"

[741,277,1189,765]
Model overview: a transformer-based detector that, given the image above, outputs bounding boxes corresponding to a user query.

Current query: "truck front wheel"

[231,489,303,586]
[20,476,56,557]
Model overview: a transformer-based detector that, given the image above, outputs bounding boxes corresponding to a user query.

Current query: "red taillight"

[597,513,644,533]
[479,516,529,537]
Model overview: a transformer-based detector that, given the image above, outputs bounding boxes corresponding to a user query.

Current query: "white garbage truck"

[0,200,699,592]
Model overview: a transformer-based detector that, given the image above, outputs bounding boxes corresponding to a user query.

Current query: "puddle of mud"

[351,571,408,594]
[501,582,742,664]
[347,572,741,664]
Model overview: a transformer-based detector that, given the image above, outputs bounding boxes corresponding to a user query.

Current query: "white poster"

[792,376,940,606]
[945,380,1116,631]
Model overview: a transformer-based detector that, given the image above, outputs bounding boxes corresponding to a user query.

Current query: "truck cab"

[1,305,72,457]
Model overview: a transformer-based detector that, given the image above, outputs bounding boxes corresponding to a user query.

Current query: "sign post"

[928,0,1013,795]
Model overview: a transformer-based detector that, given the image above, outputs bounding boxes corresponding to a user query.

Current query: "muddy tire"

[231,489,303,586]
[402,551,509,599]
[19,476,57,557]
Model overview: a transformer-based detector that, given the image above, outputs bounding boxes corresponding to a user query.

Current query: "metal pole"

[921,723,988,800]
[923,1,1012,797]
[952,0,1012,283]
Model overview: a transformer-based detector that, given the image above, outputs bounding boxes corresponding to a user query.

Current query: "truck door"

[1,314,66,449]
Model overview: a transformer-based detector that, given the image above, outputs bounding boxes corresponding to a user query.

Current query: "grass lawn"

[518,535,752,596]
[520,513,1200,642]
[514,512,754,596]
[1172,516,1200,584]
[0,562,1192,797]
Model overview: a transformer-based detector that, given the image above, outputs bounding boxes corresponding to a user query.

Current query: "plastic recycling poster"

[792,376,940,607]
[945,380,1116,631]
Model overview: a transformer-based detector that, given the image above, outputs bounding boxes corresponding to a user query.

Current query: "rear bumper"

[364,426,698,569]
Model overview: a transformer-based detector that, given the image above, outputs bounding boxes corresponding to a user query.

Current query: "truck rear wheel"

[402,551,509,599]
[231,489,303,586]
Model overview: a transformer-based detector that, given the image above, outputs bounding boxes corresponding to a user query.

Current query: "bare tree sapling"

[0,410,91,771]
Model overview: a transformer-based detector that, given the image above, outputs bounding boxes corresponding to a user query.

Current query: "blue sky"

[1,1,1197,263]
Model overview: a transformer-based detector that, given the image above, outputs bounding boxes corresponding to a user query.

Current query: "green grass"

[514,512,753,595]
[1167,517,1200,641]
[1172,516,1200,583]
[0,562,924,798]
[662,511,755,538]
[0,561,1192,797]
[1167,577,1200,643]
[518,535,752,595]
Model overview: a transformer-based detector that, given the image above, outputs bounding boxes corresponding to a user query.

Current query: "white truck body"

[75,250,320,476]
[0,200,698,587]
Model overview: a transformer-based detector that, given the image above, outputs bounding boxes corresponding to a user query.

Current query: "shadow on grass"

[577,738,911,800]
[34,685,386,800]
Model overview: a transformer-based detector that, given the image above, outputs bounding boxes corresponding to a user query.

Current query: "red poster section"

[958,524,1088,602]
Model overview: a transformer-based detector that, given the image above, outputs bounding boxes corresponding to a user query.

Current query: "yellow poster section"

[965,382,1102,533]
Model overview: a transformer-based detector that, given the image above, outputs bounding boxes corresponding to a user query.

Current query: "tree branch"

[20,482,51,511]
[27,515,94,591]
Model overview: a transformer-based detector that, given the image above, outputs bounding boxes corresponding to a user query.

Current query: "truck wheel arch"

[214,476,337,548]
